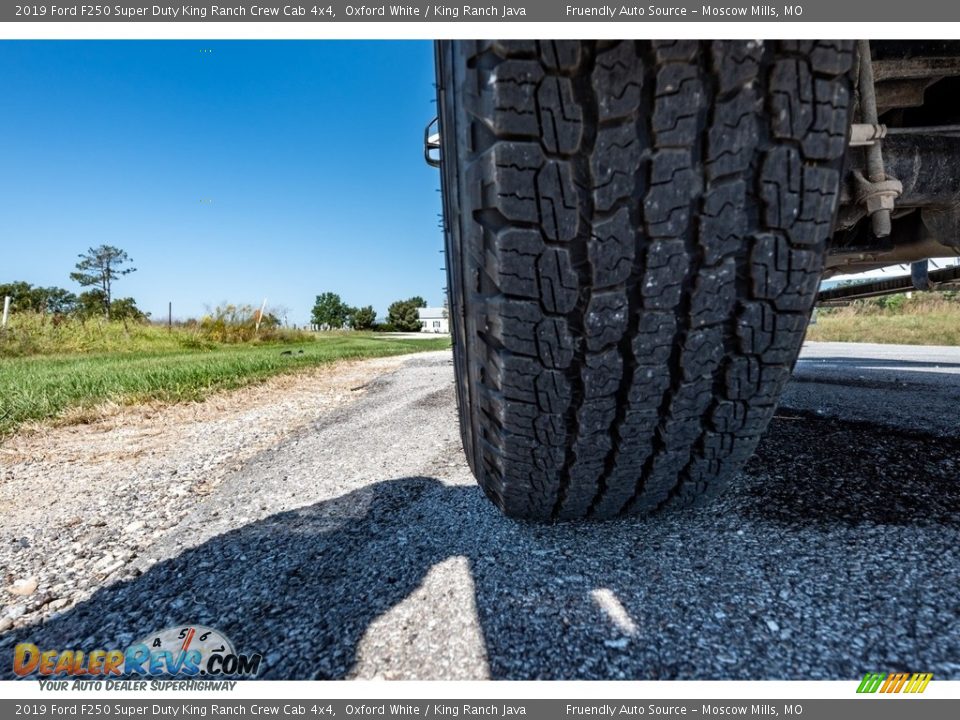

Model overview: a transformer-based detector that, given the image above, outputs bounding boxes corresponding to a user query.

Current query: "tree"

[387,296,428,332]
[42,287,77,315]
[349,305,377,330]
[110,297,149,323]
[0,282,76,314]
[75,290,108,320]
[0,281,41,312]
[311,292,350,329]
[69,245,137,319]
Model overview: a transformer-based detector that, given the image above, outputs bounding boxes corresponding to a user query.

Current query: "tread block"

[645,149,701,237]
[760,146,802,231]
[585,291,629,351]
[633,311,678,365]
[629,448,688,512]
[712,40,763,94]
[473,142,542,225]
[495,354,541,403]
[537,76,584,155]
[707,88,759,180]
[535,160,580,241]
[489,228,543,300]
[483,59,543,139]
[589,207,636,287]
[592,125,641,213]
[770,58,814,144]
[736,301,808,364]
[626,366,673,409]
[537,247,579,314]
[536,317,576,369]
[535,370,572,414]
[690,258,738,328]
[750,233,820,311]
[679,326,725,380]
[538,40,582,72]
[793,166,841,245]
[653,64,703,147]
[578,397,619,434]
[699,180,746,264]
[641,239,688,310]
[582,348,623,398]
[803,78,849,160]
[487,298,539,357]
[534,413,566,448]
[592,42,643,121]
[652,40,699,63]
[725,356,790,402]
[779,40,854,76]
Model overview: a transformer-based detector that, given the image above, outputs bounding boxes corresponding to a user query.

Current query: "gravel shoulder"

[2,344,958,680]
[0,354,413,633]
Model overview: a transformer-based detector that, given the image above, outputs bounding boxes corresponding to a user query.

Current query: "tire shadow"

[3,414,959,680]
[740,411,960,526]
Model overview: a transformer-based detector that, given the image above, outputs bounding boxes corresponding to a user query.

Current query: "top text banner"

[4,1,960,22]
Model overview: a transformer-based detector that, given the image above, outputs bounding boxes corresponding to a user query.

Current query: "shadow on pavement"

[743,412,960,526]
[4,416,959,680]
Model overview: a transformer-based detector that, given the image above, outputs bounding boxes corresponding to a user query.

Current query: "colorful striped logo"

[857,672,933,694]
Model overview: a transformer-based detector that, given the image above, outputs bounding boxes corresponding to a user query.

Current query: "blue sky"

[0,41,444,324]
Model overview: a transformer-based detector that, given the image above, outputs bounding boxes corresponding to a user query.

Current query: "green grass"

[807,311,960,345]
[0,311,311,357]
[0,332,450,436]
[808,294,960,346]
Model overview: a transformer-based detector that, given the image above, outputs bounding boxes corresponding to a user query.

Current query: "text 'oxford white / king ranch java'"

[343,5,528,16]
[343,705,527,716]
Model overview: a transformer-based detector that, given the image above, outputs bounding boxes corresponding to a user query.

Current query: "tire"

[436,40,854,521]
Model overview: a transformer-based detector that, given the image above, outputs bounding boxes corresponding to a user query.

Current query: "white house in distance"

[417,307,449,334]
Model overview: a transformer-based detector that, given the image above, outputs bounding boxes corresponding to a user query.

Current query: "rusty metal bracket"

[857,40,901,238]
[851,169,903,220]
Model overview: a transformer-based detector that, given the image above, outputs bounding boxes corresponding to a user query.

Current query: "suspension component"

[857,40,902,238]
[849,123,888,146]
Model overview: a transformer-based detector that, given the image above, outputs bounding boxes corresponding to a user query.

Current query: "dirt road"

[2,346,958,679]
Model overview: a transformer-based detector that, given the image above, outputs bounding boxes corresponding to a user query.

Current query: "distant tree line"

[311,293,428,332]
[2,245,147,322]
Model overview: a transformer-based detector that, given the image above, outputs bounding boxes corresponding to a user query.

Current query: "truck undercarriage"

[827,41,960,300]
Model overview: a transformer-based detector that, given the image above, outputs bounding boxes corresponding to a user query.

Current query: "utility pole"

[168,302,172,332]
[1,296,10,329]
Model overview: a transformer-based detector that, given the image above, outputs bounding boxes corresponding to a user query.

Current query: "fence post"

[1,296,10,329]
[255,298,267,335]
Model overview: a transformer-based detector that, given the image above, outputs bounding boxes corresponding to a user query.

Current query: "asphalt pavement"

[4,343,959,680]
